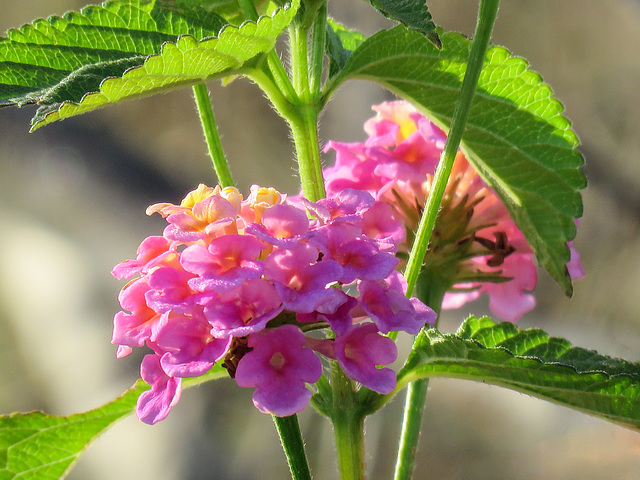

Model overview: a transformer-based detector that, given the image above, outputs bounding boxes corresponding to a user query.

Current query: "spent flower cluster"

[113,183,435,423]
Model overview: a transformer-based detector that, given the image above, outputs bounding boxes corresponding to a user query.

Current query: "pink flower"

[203,279,283,338]
[137,354,182,425]
[114,183,433,422]
[324,101,584,322]
[234,325,322,416]
[111,236,174,280]
[112,278,162,354]
[180,234,265,292]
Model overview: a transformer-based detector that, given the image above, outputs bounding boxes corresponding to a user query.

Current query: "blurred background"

[1,0,639,478]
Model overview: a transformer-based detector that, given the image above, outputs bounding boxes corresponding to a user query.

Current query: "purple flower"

[203,279,283,338]
[154,312,232,378]
[334,323,397,394]
[264,243,344,313]
[235,325,322,416]
[309,224,398,284]
[359,276,436,334]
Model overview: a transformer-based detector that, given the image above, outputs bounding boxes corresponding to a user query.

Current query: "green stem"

[286,17,325,200]
[309,2,327,96]
[395,1,500,479]
[192,83,235,187]
[330,362,366,480]
[394,379,429,480]
[289,24,311,100]
[289,105,325,201]
[402,0,501,296]
[273,414,313,480]
[393,270,448,480]
[248,68,325,201]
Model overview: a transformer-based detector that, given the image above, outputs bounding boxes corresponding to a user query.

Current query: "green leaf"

[0,0,299,131]
[0,0,229,106]
[0,367,227,480]
[398,316,640,430]
[325,27,585,295]
[324,18,365,78]
[174,0,270,25]
[365,0,440,47]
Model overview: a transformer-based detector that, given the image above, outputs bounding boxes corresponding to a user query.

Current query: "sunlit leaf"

[399,317,640,430]
[0,366,227,480]
[0,0,299,130]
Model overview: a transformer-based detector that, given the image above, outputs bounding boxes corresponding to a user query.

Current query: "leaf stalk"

[192,83,235,187]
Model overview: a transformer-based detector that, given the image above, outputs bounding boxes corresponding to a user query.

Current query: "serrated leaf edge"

[29,1,298,131]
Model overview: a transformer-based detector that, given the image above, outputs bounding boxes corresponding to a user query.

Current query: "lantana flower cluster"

[113,184,435,424]
[324,101,584,321]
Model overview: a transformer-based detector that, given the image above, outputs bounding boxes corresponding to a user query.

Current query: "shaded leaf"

[399,316,640,430]
[325,18,365,78]
[366,0,440,47]
[325,27,585,295]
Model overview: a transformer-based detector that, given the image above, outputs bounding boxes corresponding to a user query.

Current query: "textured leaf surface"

[366,0,440,47]
[0,0,298,130]
[0,367,226,480]
[326,27,585,294]
[325,18,365,78]
[400,316,640,430]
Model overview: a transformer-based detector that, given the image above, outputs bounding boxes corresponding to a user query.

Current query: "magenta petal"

[155,313,231,377]
[235,325,322,416]
[111,236,173,280]
[137,354,182,425]
[181,235,264,291]
[359,279,428,334]
[261,203,310,239]
[205,279,283,338]
[334,323,397,394]
[567,244,585,280]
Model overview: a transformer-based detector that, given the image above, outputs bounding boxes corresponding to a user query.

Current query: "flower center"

[269,352,286,370]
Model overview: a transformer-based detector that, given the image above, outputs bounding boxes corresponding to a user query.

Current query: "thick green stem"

[395,1,501,479]
[249,69,325,201]
[289,105,326,201]
[286,15,326,201]
[192,83,235,187]
[273,414,313,480]
[330,363,366,480]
